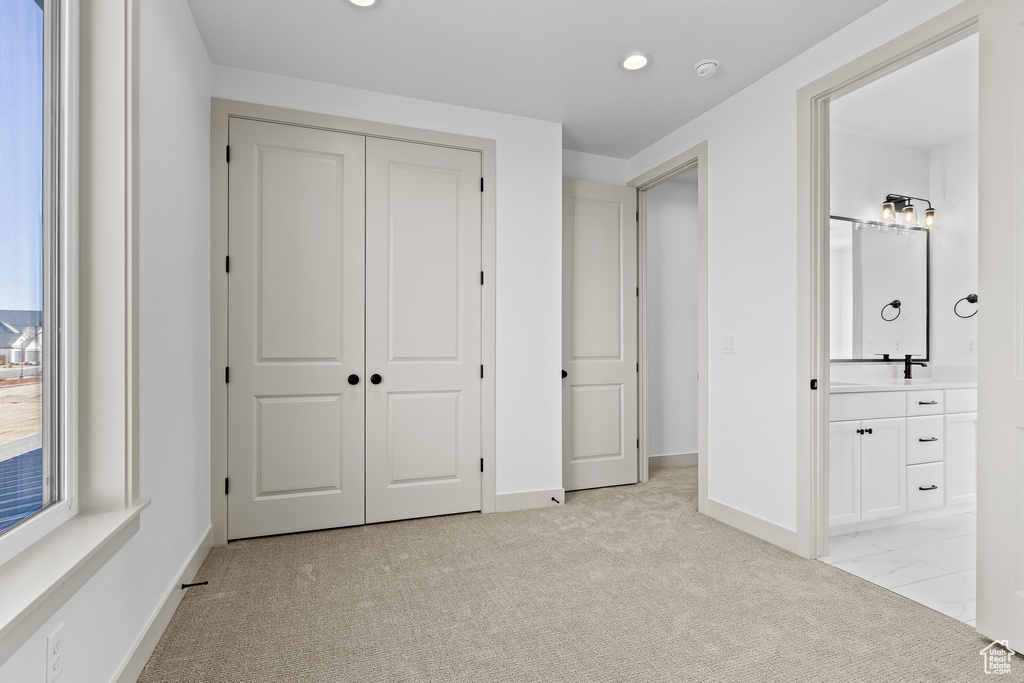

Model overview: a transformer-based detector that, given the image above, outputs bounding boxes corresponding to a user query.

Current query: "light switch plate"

[722,335,736,354]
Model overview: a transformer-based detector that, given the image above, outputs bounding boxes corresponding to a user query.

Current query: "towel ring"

[881,299,901,322]
[954,293,978,319]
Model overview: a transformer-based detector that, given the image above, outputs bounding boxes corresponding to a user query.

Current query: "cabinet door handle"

[370,374,383,385]
[864,428,873,434]
[918,485,938,491]
[918,437,938,442]
[918,400,938,405]
[856,429,864,435]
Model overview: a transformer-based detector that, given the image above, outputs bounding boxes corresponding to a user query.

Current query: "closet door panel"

[227,119,366,539]
[365,138,482,523]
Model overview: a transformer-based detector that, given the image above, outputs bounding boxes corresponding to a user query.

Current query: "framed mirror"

[829,216,929,361]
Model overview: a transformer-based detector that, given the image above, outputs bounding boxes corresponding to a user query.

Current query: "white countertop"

[829,379,977,393]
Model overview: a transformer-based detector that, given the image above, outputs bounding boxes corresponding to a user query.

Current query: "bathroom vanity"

[828,381,977,532]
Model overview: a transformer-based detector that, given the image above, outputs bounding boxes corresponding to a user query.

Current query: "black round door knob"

[348,374,360,385]
[370,374,382,385]
[561,370,568,378]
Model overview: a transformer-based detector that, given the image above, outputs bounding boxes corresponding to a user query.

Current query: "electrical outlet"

[722,335,737,354]
[967,338,977,355]
[865,340,873,354]
[893,339,903,353]
[46,623,64,682]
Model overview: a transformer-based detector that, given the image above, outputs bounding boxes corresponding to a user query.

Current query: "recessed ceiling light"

[349,0,377,6]
[621,53,651,71]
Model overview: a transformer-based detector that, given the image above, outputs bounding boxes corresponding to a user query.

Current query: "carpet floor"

[139,467,1019,682]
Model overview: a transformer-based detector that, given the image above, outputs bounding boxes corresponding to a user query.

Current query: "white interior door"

[364,138,482,523]
[227,119,366,540]
[562,179,638,491]
[976,0,1024,648]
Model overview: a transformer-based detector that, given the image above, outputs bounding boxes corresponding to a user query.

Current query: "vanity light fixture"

[622,53,651,71]
[878,193,938,230]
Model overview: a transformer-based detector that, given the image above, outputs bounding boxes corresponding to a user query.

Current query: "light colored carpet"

[139,467,1019,682]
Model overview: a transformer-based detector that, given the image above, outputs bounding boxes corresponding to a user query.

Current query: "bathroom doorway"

[820,33,979,626]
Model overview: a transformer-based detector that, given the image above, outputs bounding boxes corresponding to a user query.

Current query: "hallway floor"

[823,513,976,625]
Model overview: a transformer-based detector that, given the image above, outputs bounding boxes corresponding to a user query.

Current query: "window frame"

[0,0,148,666]
[0,0,78,567]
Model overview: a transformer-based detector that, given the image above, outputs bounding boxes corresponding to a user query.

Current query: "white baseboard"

[649,452,697,469]
[113,525,213,683]
[495,488,566,512]
[703,498,798,554]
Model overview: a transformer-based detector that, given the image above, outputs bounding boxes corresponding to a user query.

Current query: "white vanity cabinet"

[829,415,905,526]
[829,385,977,531]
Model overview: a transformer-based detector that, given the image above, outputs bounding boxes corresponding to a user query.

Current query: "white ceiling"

[186,0,888,158]
[830,34,978,150]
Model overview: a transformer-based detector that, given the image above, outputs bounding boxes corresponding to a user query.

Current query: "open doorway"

[819,33,979,626]
[643,170,700,476]
[630,142,708,513]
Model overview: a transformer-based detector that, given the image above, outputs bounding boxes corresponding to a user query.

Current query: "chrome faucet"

[903,354,927,379]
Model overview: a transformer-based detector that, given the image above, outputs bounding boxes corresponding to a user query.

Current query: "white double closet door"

[227,118,482,540]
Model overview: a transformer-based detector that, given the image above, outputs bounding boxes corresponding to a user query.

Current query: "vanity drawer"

[945,388,978,413]
[831,392,906,421]
[907,462,944,512]
[906,390,944,416]
[906,415,943,465]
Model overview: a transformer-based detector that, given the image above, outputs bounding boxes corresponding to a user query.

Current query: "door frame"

[795,4,979,560]
[628,141,709,513]
[209,98,497,545]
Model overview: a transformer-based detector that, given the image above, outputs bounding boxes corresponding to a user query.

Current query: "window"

[0,0,73,559]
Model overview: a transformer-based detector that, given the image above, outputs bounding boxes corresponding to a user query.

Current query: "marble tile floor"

[821,512,977,625]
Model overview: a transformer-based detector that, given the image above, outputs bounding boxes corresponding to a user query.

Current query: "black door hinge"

[636,362,639,373]
[636,286,639,297]
[225,367,230,383]
[636,211,639,222]
[225,478,229,495]
[480,178,484,192]
[810,379,818,391]
[480,365,484,379]
[480,271,484,286]
[637,438,640,448]
[225,255,230,273]
[480,458,484,472]
[226,146,230,163]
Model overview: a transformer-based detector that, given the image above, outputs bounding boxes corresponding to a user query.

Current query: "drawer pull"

[918,400,938,405]
[918,485,939,491]
[918,437,938,442]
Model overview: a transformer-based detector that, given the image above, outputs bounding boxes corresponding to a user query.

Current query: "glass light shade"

[880,202,896,222]
[349,0,376,6]
[902,204,917,226]
[924,208,938,229]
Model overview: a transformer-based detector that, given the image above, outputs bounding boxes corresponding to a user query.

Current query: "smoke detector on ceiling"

[694,59,720,78]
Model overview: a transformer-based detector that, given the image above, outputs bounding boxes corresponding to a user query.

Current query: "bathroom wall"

[929,134,979,367]
[645,176,699,459]
[828,129,978,374]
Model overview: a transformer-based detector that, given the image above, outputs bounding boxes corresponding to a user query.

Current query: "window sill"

[0,500,150,665]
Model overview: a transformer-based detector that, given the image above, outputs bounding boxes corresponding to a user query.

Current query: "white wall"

[625,0,962,529]
[562,149,628,186]
[929,134,979,366]
[0,0,213,680]
[645,179,699,457]
[212,67,564,495]
[830,130,930,220]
